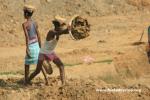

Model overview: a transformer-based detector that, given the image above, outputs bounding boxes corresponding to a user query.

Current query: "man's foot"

[57,81,65,86]
[17,78,24,85]
[24,80,32,86]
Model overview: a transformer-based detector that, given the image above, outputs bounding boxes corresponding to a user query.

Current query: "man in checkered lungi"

[22,5,41,84]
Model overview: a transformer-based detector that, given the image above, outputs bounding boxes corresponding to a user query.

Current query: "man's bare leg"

[41,66,49,85]
[53,59,65,85]
[59,65,65,85]
[43,60,53,75]
[28,60,43,83]
[25,65,29,84]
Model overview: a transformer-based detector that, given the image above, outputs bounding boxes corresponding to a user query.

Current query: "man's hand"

[26,47,31,58]
[39,43,41,48]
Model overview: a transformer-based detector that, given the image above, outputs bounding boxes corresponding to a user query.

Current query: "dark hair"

[24,10,33,17]
[52,20,61,28]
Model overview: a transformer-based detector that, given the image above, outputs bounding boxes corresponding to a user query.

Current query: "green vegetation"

[64,59,113,67]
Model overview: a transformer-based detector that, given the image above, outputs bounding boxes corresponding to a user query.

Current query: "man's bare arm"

[35,22,41,48]
[22,23,31,57]
[58,25,72,35]
[22,23,29,48]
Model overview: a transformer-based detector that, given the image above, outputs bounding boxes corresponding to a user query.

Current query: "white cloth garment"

[40,38,58,54]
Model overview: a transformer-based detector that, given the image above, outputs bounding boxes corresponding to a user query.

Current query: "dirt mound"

[114,45,150,79]
[0,77,150,100]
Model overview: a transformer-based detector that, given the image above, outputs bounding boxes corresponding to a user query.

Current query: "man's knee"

[35,60,43,74]
[53,59,64,67]
[35,69,41,74]
[57,64,64,73]
[25,65,29,68]
[56,62,64,70]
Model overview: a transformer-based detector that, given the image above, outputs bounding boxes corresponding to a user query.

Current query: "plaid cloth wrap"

[25,42,40,65]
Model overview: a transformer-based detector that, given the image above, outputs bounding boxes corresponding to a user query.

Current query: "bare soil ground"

[0,0,150,100]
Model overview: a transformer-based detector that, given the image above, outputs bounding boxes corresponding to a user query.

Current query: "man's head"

[52,16,66,31]
[23,5,35,19]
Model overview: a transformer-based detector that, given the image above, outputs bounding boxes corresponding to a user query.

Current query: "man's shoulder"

[48,29,55,34]
[22,21,29,26]
[47,29,55,36]
[22,22,26,25]
[22,22,27,28]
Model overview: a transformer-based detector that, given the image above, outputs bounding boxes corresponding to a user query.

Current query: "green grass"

[0,71,21,75]
[93,59,113,64]
[0,70,34,76]
[64,59,113,67]
[64,62,82,67]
